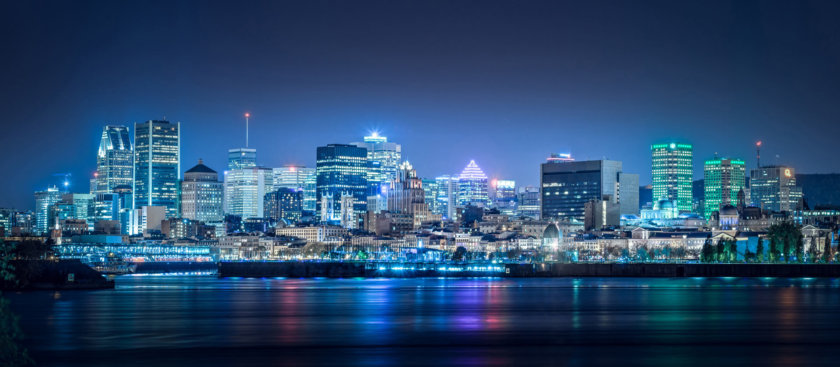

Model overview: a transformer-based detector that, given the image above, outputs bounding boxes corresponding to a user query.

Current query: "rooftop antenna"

[756,140,762,168]
[244,112,250,147]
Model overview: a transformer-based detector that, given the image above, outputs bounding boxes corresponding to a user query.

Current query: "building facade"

[703,158,746,218]
[541,159,630,222]
[95,125,133,194]
[315,144,368,225]
[352,132,401,195]
[651,142,693,213]
[264,188,303,224]
[750,165,803,212]
[457,160,491,207]
[134,120,181,217]
[180,160,224,223]
[34,186,62,235]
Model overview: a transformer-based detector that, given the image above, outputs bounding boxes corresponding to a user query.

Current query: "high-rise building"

[315,144,368,225]
[434,175,459,220]
[181,160,224,223]
[749,166,802,212]
[224,167,273,219]
[541,159,634,222]
[422,178,440,215]
[617,172,640,216]
[492,179,517,216]
[651,142,693,213]
[517,186,541,219]
[302,172,316,213]
[703,158,746,219]
[264,188,303,224]
[134,120,181,217]
[34,186,62,235]
[228,148,257,170]
[386,162,437,231]
[352,132,401,195]
[457,160,491,207]
[95,125,133,194]
[272,165,314,190]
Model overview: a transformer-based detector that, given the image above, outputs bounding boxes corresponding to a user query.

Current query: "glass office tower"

[651,142,693,213]
[703,158,746,219]
[315,144,368,224]
[95,125,133,194]
[134,120,181,217]
[352,132,401,195]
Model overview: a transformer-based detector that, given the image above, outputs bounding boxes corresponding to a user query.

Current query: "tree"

[728,240,738,262]
[756,237,765,263]
[0,240,33,366]
[701,236,714,263]
[794,235,804,263]
[452,246,467,262]
[768,236,778,263]
[824,234,833,263]
[716,239,725,262]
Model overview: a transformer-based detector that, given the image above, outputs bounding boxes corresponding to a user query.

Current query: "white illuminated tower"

[457,160,491,207]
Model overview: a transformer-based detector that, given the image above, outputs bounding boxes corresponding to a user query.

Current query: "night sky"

[3,0,840,210]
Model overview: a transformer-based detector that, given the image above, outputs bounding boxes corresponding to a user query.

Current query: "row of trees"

[700,222,837,264]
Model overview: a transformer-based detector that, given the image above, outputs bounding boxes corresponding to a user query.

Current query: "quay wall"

[219,261,840,278]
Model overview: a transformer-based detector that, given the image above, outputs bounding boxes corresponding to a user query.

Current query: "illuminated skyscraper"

[224,166,273,220]
[434,175,459,220]
[315,144,368,225]
[540,159,625,222]
[264,188,303,224]
[492,179,517,216]
[651,142,693,213]
[703,158,746,219]
[457,160,491,207]
[352,132,401,195]
[272,165,314,190]
[228,148,257,170]
[181,160,224,223]
[134,120,181,217]
[749,165,802,212]
[95,125,133,194]
[34,186,62,235]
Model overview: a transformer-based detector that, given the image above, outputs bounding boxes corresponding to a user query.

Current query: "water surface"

[8,275,840,366]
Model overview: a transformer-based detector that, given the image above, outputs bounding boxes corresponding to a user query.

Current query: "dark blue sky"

[3,0,840,210]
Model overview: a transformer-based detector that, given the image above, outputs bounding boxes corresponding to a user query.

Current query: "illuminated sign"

[784,169,791,178]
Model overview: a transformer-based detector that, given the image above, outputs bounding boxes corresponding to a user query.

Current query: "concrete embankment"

[2,260,114,290]
[219,261,840,278]
[134,261,218,274]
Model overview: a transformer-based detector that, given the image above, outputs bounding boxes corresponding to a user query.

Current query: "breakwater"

[2,260,114,290]
[134,261,218,274]
[219,261,840,278]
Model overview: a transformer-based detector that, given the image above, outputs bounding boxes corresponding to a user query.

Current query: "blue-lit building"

[34,186,62,235]
[457,160,491,207]
[264,188,303,224]
[352,132,401,195]
[541,159,629,222]
[181,160,224,224]
[315,144,368,225]
[133,120,181,217]
[95,125,133,194]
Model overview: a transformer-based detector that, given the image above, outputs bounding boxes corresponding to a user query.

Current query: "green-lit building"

[651,142,693,213]
[703,158,745,219]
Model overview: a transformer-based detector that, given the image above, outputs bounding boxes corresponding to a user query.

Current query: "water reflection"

[8,276,840,366]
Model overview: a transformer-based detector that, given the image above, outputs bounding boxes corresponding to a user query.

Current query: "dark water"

[8,275,840,366]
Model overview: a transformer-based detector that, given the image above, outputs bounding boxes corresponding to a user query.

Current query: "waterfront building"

[651,142,693,212]
[34,186,62,235]
[315,144,368,225]
[94,125,133,194]
[128,206,166,236]
[133,120,181,217]
[264,188,303,224]
[541,159,634,222]
[457,160,491,207]
[352,132,401,195]
[749,165,803,212]
[181,160,224,223]
[703,158,746,219]
[275,225,348,243]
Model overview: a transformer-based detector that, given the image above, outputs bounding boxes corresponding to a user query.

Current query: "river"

[8,275,840,366]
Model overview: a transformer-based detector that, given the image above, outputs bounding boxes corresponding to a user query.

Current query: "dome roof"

[657,199,676,209]
[720,205,738,216]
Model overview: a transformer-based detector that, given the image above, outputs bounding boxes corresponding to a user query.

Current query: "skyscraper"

[434,175,459,220]
[457,160,491,207]
[95,125,133,194]
[34,186,62,235]
[181,160,224,223]
[315,144,368,225]
[749,165,802,212]
[386,161,436,232]
[492,179,517,216]
[540,159,635,222]
[703,158,746,218]
[352,132,401,195]
[651,142,693,213]
[134,120,181,217]
[228,148,257,170]
[264,188,303,224]
[272,165,315,190]
[224,166,273,219]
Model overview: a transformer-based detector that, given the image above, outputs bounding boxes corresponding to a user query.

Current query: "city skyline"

[4,1,840,210]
